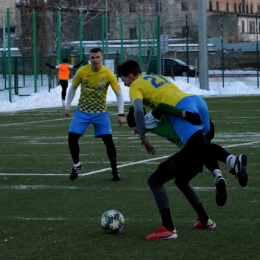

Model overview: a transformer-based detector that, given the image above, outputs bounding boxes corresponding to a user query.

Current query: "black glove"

[185,111,201,125]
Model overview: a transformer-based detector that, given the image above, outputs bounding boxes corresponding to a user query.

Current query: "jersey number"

[143,75,170,88]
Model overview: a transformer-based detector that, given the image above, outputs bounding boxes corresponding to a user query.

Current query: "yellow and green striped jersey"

[72,64,121,113]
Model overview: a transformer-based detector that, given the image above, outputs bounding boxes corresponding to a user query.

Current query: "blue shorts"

[168,95,210,145]
[69,109,112,137]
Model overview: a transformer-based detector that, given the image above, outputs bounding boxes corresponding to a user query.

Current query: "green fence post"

[33,9,37,93]
[14,57,18,94]
[221,13,224,88]
[186,14,189,83]
[79,12,83,61]
[138,16,142,71]
[102,13,105,65]
[120,16,124,64]
[55,10,61,88]
[256,13,259,89]
[7,8,12,103]
[57,11,61,64]
[156,15,161,75]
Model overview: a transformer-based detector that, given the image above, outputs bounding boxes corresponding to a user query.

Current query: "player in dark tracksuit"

[46,58,83,106]
[126,103,248,240]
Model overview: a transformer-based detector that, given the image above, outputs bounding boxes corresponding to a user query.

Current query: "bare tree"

[46,0,103,52]
[17,0,50,57]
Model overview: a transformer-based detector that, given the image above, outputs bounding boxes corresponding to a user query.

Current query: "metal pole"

[138,15,142,71]
[120,16,124,63]
[102,13,105,58]
[2,0,5,51]
[186,14,189,83]
[2,0,6,89]
[157,0,161,75]
[57,11,61,64]
[105,0,108,60]
[79,11,83,61]
[33,9,37,93]
[256,12,259,88]
[221,13,224,88]
[197,0,209,90]
[7,8,11,102]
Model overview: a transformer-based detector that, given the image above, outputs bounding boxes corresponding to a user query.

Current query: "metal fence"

[0,8,259,103]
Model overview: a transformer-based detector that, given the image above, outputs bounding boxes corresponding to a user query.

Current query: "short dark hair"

[89,47,103,54]
[116,60,141,76]
[62,58,69,63]
[127,106,146,128]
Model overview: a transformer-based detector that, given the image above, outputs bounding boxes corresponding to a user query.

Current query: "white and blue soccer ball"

[101,209,125,234]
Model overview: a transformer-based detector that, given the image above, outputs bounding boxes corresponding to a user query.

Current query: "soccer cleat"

[70,164,82,180]
[146,227,178,240]
[229,154,248,187]
[194,219,216,229]
[111,168,121,181]
[215,176,227,207]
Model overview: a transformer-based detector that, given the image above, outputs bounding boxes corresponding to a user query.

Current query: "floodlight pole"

[198,0,209,90]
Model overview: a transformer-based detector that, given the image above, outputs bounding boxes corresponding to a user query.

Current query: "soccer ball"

[101,209,125,234]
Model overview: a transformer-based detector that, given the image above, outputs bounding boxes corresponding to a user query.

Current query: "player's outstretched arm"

[45,63,56,69]
[73,60,84,68]
[152,103,201,125]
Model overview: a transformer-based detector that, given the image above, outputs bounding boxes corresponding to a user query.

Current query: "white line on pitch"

[0,141,258,176]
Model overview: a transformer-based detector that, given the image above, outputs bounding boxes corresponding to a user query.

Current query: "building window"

[182,1,188,11]
[234,3,237,12]
[258,5,260,14]
[226,2,229,12]
[129,3,135,13]
[249,20,255,33]
[239,3,243,12]
[155,1,162,13]
[246,3,249,13]
[242,20,245,33]
[250,4,253,14]
[129,27,137,39]
[209,1,212,11]
[216,1,219,11]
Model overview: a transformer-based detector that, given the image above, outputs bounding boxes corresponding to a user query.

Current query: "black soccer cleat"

[215,176,227,207]
[111,168,121,181]
[70,164,82,180]
[229,154,248,187]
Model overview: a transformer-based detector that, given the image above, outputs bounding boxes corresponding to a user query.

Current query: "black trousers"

[60,80,69,100]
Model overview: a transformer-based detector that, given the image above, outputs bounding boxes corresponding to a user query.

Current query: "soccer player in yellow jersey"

[116,60,248,240]
[62,48,125,181]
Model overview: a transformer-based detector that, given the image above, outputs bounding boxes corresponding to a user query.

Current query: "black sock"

[193,203,209,225]
[160,208,174,230]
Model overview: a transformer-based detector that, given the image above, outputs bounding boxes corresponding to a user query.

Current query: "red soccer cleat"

[146,226,178,240]
[194,219,216,229]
